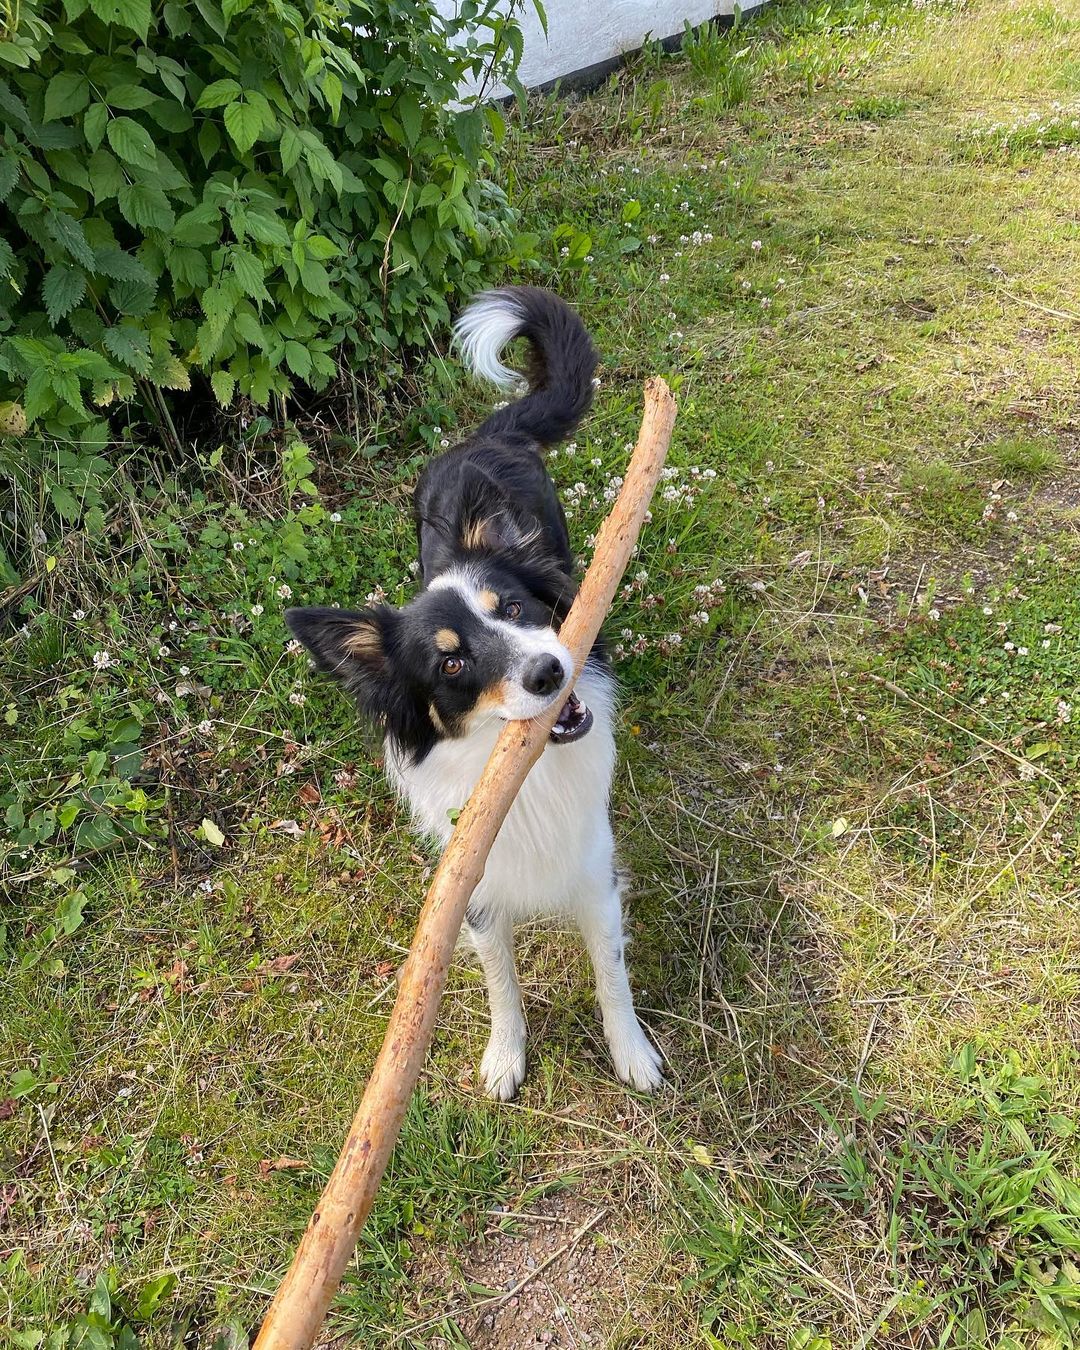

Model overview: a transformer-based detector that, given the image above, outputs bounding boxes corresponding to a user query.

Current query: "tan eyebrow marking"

[477,588,498,613]
[435,628,460,652]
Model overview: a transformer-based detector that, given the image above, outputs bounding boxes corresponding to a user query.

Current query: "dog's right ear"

[284,605,397,701]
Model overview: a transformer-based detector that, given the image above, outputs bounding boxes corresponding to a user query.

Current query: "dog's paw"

[608,1022,664,1093]
[480,1030,527,1101]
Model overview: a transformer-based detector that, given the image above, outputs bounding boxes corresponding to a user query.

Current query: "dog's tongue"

[549,689,593,744]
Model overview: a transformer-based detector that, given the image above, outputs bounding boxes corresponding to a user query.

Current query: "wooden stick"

[253,377,677,1350]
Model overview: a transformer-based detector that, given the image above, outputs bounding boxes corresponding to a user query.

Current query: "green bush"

[0,0,531,431]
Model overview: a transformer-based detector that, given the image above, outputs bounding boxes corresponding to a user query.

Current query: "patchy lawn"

[3,0,1080,1345]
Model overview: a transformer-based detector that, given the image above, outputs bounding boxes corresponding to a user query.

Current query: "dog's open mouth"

[549,689,593,745]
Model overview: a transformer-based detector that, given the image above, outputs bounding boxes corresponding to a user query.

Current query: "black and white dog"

[286,287,663,1099]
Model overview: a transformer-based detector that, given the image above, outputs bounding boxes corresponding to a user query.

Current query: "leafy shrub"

[0,0,531,432]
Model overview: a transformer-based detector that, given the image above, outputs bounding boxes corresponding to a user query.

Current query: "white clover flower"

[199,878,214,893]
[197,719,213,735]
[179,665,190,676]
[741,280,752,292]
[659,273,670,283]
[286,639,303,655]
[158,645,169,657]
[751,239,762,252]
[73,609,86,621]
[92,650,112,670]
[1018,646,1029,656]
[233,541,244,552]
[289,692,306,706]
[590,457,602,467]
[252,604,264,617]
[983,606,993,616]
[277,583,293,600]
[929,609,940,621]
[330,512,342,523]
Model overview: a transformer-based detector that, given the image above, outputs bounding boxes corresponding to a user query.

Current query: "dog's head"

[286,563,594,761]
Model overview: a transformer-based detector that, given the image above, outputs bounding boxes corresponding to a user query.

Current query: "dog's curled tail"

[453,286,599,446]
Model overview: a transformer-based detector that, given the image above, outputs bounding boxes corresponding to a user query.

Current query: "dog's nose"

[523,654,565,697]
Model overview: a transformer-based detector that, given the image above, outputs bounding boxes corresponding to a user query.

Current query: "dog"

[285,287,664,1099]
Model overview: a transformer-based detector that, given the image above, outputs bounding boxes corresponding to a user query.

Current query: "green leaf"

[44,72,90,121]
[0,237,14,277]
[87,0,151,37]
[201,818,226,846]
[198,119,221,165]
[322,71,342,121]
[106,83,158,111]
[87,149,124,202]
[51,482,82,519]
[230,248,268,299]
[10,1068,39,1098]
[173,203,221,246]
[243,211,289,247]
[57,890,87,935]
[223,99,263,154]
[117,183,175,231]
[107,116,158,171]
[210,369,235,406]
[304,235,338,260]
[397,93,422,147]
[135,1274,177,1320]
[196,78,240,109]
[0,42,32,68]
[94,246,153,286]
[103,323,152,374]
[83,102,109,150]
[284,340,311,379]
[45,211,96,269]
[43,264,87,326]
[167,245,209,289]
[0,155,19,201]
[299,259,330,298]
[280,122,302,172]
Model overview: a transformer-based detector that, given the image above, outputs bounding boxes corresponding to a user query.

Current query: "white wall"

[435,0,765,96]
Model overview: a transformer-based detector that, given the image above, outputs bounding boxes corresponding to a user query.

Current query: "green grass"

[4,0,1080,1345]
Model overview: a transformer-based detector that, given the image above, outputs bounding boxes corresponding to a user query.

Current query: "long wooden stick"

[254,377,677,1350]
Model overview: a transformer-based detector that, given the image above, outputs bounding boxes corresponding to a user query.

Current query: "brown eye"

[440,656,464,677]
[503,601,522,621]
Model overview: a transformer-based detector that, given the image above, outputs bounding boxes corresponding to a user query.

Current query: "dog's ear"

[285,605,398,704]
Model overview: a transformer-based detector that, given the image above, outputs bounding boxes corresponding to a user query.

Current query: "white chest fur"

[384,667,617,918]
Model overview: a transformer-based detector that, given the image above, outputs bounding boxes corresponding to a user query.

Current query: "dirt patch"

[426,1192,634,1349]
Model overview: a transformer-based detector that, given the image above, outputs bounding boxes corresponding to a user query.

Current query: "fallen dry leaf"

[298,782,321,806]
[262,954,302,976]
[269,819,304,838]
[259,1156,307,1176]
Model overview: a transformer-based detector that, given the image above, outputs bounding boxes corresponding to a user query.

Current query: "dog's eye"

[503,601,522,621]
[440,656,464,677]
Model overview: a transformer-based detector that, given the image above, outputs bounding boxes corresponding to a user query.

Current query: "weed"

[988,435,1063,479]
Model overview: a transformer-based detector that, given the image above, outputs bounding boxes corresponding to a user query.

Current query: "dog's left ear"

[285,605,397,699]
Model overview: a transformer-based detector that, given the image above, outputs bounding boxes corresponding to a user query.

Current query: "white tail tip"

[452,291,527,391]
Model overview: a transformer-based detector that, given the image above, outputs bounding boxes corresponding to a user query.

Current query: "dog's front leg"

[465,907,527,1100]
[576,879,664,1092]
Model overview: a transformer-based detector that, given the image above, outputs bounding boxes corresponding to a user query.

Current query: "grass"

[4,0,1080,1345]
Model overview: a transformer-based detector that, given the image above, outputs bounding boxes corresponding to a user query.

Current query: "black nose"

[523,654,565,697]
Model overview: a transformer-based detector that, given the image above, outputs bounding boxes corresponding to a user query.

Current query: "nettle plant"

[0,0,533,433]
